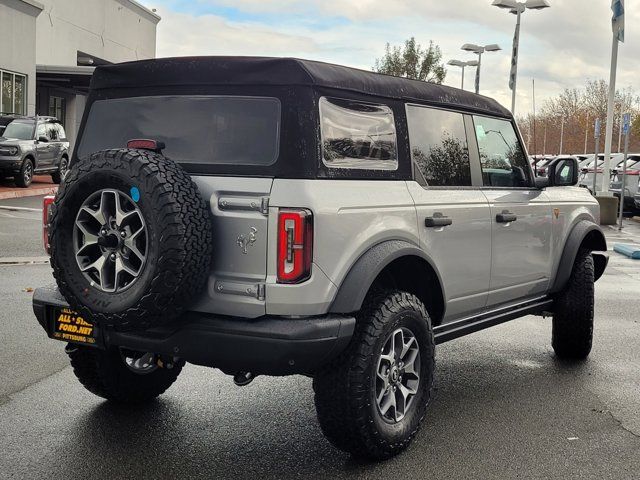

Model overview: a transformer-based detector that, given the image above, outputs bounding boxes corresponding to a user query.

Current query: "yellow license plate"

[52,308,97,345]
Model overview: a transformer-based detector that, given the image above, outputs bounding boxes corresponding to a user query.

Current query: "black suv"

[0,116,70,187]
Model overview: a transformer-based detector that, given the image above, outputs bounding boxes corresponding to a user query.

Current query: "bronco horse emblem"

[236,227,258,254]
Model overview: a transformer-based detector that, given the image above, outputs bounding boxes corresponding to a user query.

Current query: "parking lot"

[0,194,638,479]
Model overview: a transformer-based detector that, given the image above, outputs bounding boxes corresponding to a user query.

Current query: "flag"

[509,21,520,90]
[612,0,625,43]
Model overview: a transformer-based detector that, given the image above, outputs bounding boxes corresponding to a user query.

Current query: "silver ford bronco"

[32,57,608,460]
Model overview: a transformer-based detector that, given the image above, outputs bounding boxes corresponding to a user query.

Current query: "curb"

[0,256,50,266]
[0,185,58,200]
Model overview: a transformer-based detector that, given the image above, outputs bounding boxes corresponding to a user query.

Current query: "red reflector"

[127,139,165,151]
[277,209,313,284]
[43,195,55,255]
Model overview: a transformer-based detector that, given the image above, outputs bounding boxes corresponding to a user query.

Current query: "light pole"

[447,60,479,90]
[461,43,501,94]
[492,0,551,115]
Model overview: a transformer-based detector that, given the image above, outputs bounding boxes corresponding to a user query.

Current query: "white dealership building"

[0,0,159,147]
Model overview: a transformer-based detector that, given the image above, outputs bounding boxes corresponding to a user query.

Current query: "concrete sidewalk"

[0,176,58,200]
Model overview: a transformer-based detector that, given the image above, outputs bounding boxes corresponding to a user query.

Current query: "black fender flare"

[550,220,608,294]
[329,240,445,314]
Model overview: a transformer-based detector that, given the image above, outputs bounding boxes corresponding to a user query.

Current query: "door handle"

[425,213,453,228]
[496,210,517,223]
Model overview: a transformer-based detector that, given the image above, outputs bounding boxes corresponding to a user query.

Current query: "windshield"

[2,121,34,140]
[78,95,281,166]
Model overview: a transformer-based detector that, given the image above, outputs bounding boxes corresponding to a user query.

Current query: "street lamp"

[492,0,551,115]
[447,59,479,90]
[461,43,501,94]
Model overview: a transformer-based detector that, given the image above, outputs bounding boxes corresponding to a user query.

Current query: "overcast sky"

[150,0,639,114]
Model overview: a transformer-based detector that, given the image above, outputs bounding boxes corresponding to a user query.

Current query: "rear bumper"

[33,285,355,376]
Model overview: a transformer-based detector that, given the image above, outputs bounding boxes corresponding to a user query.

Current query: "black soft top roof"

[90,56,512,119]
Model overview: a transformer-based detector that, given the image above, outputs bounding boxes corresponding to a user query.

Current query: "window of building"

[0,70,27,115]
[320,97,397,170]
[406,105,471,187]
[474,116,531,188]
[49,96,66,126]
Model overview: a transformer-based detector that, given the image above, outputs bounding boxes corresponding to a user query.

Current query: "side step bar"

[434,297,554,345]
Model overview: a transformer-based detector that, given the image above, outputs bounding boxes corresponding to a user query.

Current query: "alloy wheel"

[73,189,148,293]
[375,327,421,423]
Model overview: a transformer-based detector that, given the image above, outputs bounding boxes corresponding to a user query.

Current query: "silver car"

[0,116,70,187]
[31,57,608,460]
[609,154,640,213]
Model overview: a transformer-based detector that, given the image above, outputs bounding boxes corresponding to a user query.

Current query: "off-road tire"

[51,156,68,184]
[15,158,34,188]
[67,344,184,403]
[313,291,435,460]
[49,148,212,331]
[552,249,594,360]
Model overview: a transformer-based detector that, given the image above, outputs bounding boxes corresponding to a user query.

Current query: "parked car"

[609,154,640,213]
[530,155,553,176]
[578,154,615,193]
[0,116,70,187]
[536,155,579,177]
[32,57,608,460]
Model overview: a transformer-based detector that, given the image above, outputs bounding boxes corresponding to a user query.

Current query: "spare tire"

[49,148,212,331]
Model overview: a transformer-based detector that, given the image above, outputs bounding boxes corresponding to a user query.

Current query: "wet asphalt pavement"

[1,196,639,479]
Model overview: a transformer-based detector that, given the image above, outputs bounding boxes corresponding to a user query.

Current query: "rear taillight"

[127,139,165,152]
[277,209,313,284]
[43,195,55,255]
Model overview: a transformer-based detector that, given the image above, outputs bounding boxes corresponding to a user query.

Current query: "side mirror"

[38,136,49,143]
[547,157,579,187]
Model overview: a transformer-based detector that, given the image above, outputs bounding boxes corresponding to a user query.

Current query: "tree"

[374,37,446,84]
[517,79,640,155]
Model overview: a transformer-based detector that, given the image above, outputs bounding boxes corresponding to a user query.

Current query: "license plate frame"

[50,307,102,347]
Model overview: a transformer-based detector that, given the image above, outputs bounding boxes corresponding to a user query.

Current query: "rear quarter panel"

[267,179,419,315]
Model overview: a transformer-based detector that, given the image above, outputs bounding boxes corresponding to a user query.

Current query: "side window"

[473,116,531,188]
[36,123,47,140]
[47,123,58,141]
[406,105,471,187]
[319,97,397,170]
[55,123,66,140]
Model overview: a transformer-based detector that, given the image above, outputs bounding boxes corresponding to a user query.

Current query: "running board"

[433,297,554,344]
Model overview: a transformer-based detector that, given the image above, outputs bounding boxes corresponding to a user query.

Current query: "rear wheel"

[15,158,33,188]
[552,249,594,360]
[67,344,184,403]
[313,291,435,460]
[51,156,68,184]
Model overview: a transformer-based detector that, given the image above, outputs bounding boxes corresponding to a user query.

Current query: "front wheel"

[552,249,595,360]
[15,158,33,188]
[313,291,435,460]
[67,344,184,403]
[51,157,68,184]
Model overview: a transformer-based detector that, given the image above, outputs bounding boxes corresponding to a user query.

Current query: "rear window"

[320,97,397,170]
[77,96,280,166]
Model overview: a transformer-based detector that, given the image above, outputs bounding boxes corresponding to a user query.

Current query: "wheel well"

[579,229,607,252]
[369,256,445,326]
[23,155,35,169]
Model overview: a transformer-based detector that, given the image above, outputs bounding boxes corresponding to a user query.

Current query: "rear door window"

[319,97,397,170]
[78,96,280,166]
[473,116,532,188]
[406,105,471,187]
